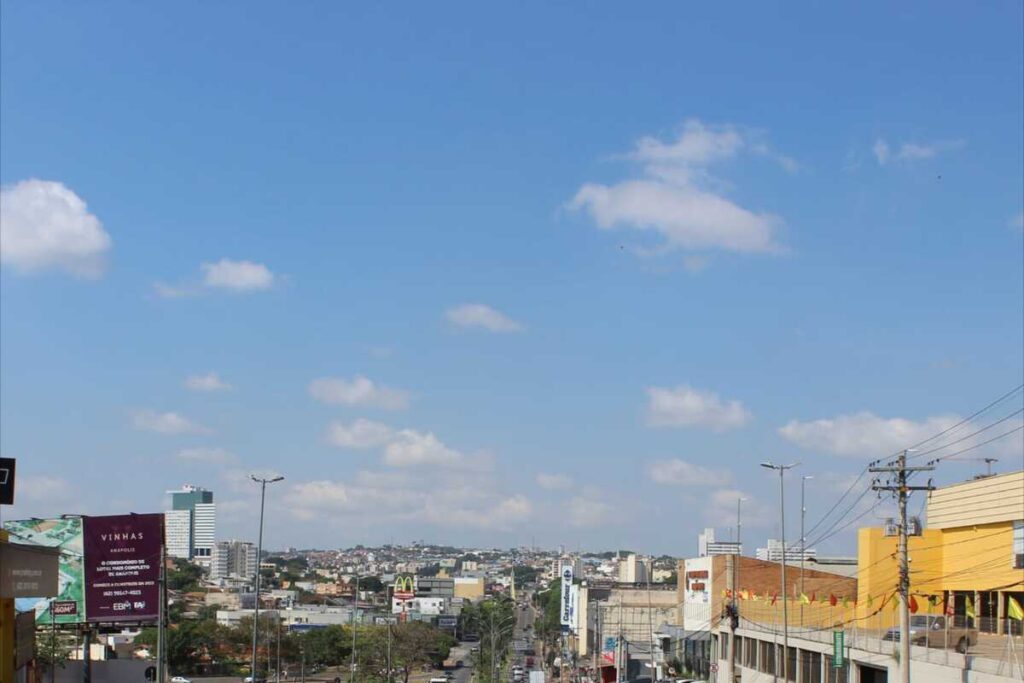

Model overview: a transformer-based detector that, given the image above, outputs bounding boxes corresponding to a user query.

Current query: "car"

[881,615,978,653]
[171,678,191,683]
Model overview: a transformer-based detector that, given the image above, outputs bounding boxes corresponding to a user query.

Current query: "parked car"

[171,677,191,683]
[881,615,978,652]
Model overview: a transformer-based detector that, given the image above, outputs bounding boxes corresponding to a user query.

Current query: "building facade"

[165,484,216,564]
[210,539,257,582]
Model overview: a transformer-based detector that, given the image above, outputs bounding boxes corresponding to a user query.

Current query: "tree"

[167,559,204,592]
[35,630,72,673]
[359,575,385,593]
[390,622,455,683]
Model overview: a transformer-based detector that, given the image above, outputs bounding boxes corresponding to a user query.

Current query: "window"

[1013,521,1023,568]
[800,650,822,683]
[745,635,758,669]
[786,646,797,681]
[759,641,776,674]
[733,635,742,666]
[824,656,848,683]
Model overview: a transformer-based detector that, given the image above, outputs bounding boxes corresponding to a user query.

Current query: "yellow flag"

[866,594,874,608]
[799,593,810,605]
[891,594,899,611]
[965,596,976,620]
[1007,597,1024,622]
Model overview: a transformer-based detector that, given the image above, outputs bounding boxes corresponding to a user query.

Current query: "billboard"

[0,542,59,598]
[559,564,573,630]
[4,513,164,625]
[82,513,163,623]
[3,517,85,625]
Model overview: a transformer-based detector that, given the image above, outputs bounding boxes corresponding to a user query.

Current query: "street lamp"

[251,474,285,683]
[761,461,799,682]
[800,475,814,628]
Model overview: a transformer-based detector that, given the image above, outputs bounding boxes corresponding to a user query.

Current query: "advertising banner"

[82,513,163,623]
[2,517,85,625]
[559,564,574,630]
[601,636,616,664]
[0,542,59,598]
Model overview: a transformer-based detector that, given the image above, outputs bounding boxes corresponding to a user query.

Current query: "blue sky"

[2,1,1022,555]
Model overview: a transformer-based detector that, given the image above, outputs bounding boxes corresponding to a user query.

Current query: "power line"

[927,424,1024,465]
[910,407,1023,459]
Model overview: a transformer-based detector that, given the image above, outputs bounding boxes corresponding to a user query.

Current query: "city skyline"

[2,2,1022,555]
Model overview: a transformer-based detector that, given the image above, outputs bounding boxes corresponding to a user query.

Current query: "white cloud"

[175,447,238,465]
[383,429,462,467]
[647,458,732,486]
[646,385,751,431]
[873,138,965,166]
[308,375,410,410]
[184,372,232,392]
[779,412,959,457]
[325,418,395,449]
[132,409,210,435]
[569,119,786,256]
[0,179,112,277]
[201,259,275,291]
[536,473,573,490]
[283,468,531,530]
[446,304,524,333]
[779,411,1023,459]
[1011,212,1024,231]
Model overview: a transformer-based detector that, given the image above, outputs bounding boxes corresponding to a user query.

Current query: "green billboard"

[3,517,85,625]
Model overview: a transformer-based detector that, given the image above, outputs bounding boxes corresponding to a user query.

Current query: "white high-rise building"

[165,484,216,564]
[617,553,648,583]
[165,510,192,560]
[755,539,815,562]
[211,540,257,582]
[193,502,216,566]
[698,527,742,556]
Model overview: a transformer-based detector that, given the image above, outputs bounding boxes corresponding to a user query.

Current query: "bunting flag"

[945,595,955,617]
[909,595,919,614]
[891,594,899,612]
[841,596,851,609]
[927,595,940,607]
[829,594,838,607]
[866,594,874,609]
[811,591,817,604]
[771,593,778,606]
[1007,597,1024,622]
[965,596,976,620]
[799,593,811,605]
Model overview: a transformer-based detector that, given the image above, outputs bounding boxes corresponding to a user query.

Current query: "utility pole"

[800,475,813,628]
[871,451,934,683]
[157,540,167,683]
[761,461,799,682]
[251,474,285,683]
[351,574,360,683]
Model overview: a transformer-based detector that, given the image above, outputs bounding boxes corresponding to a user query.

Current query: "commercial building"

[617,554,649,583]
[705,470,1024,683]
[164,509,192,560]
[755,538,815,563]
[698,528,742,557]
[210,540,257,582]
[165,484,216,565]
[454,576,485,600]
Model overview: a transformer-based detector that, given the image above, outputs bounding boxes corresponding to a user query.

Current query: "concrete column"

[996,591,1005,636]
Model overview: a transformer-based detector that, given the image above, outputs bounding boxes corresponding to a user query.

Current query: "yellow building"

[857,469,1024,634]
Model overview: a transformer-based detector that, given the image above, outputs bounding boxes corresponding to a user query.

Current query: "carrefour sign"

[559,565,573,629]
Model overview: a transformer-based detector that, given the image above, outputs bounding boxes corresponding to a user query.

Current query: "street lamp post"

[251,474,285,683]
[761,461,799,682]
[800,475,813,628]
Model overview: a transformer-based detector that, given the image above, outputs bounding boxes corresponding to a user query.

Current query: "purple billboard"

[82,513,163,623]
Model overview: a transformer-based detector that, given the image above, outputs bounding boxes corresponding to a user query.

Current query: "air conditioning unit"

[908,517,923,536]
[1014,554,1023,570]
[884,519,899,537]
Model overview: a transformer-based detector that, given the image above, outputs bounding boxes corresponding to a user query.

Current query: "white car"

[171,677,191,683]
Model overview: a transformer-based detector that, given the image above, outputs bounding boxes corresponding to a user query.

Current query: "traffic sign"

[0,457,14,505]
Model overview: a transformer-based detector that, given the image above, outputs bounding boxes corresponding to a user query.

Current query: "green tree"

[166,559,204,592]
[35,630,72,674]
